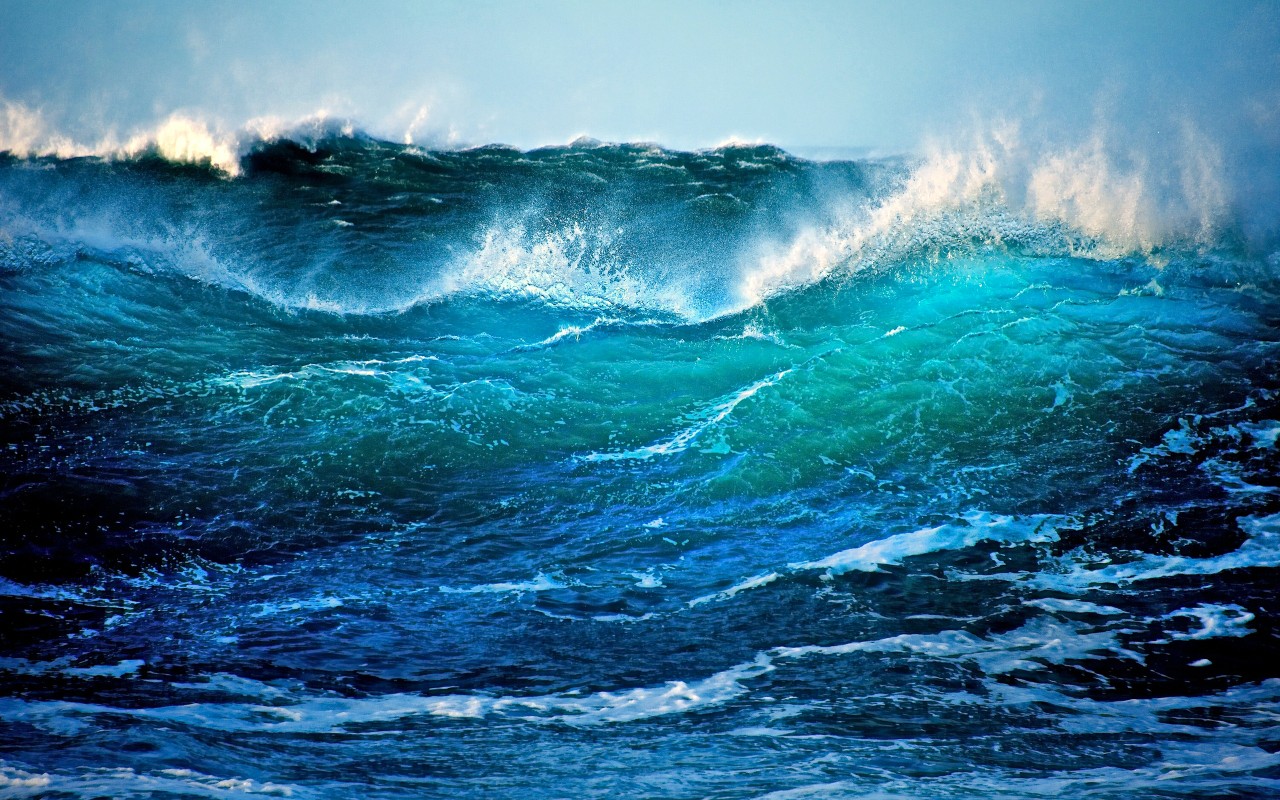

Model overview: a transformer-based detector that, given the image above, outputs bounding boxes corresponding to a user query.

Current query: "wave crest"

[0,101,376,176]
[737,120,1236,306]
[1,108,1258,322]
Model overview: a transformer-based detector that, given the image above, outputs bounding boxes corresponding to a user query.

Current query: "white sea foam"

[124,115,240,174]
[0,102,242,173]
[628,569,665,588]
[688,572,780,607]
[734,118,1234,308]
[63,659,146,678]
[252,596,344,618]
[1240,420,1280,449]
[0,611,1270,755]
[789,511,1061,576]
[1023,598,1126,616]
[712,324,791,346]
[436,222,699,316]
[0,658,145,680]
[0,101,373,177]
[989,512,1280,592]
[509,316,659,352]
[1162,603,1255,640]
[439,573,564,594]
[0,763,298,799]
[679,511,1065,613]
[0,655,774,734]
[773,617,1144,676]
[755,782,855,799]
[580,367,791,462]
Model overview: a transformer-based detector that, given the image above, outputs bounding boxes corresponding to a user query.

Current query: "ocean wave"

[1,106,1271,329]
[4,69,1280,800]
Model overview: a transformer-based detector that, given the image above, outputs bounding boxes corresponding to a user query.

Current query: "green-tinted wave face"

[1,136,1279,799]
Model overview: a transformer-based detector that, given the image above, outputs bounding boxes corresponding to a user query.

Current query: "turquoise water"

[1,137,1278,798]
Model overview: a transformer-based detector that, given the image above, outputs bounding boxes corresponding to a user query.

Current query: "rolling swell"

[1,134,1279,798]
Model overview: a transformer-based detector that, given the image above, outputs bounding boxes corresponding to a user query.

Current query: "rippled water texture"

[1,138,1278,798]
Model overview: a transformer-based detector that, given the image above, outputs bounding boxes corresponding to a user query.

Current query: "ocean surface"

[1,134,1278,799]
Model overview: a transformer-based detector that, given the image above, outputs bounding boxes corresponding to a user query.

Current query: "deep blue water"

[1,136,1278,798]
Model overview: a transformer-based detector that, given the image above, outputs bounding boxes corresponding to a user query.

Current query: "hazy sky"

[1,0,1277,151]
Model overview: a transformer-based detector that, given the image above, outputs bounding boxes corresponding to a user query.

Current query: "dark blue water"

[1,136,1278,798]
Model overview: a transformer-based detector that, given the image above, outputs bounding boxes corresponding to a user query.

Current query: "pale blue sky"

[1,0,1277,151]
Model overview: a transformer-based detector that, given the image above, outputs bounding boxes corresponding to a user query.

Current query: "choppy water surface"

[1,137,1278,798]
